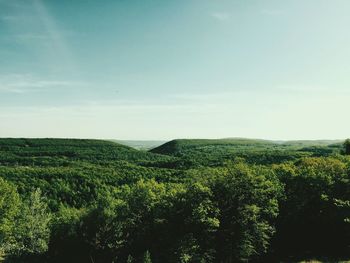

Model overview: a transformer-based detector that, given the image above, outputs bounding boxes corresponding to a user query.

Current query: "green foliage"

[0,138,349,262]
[48,205,90,262]
[0,184,51,262]
[151,138,341,168]
[334,199,350,223]
[344,139,350,155]
[209,163,282,262]
[143,250,152,263]
[12,189,51,258]
[273,157,350,257]
[0,178,20,259]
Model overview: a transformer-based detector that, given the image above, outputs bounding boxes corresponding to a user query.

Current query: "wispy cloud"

[29,0,77,71]
[1,0,79,76]
[0,74,86,94]
[0,0,26,8]
[0,15,21,21]
[211,12,231,21]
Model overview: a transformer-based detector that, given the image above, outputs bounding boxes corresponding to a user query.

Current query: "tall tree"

[0,178,21,261]
[210,162,282,262]
[14,189,51,257]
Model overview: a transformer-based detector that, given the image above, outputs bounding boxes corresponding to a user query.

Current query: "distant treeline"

[0,138,349,262]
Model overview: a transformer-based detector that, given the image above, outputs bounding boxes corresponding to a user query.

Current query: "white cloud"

[211,12,231,21]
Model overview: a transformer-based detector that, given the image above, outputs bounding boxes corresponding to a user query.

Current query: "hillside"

[0,138,178,210]
[0,138,171,165]
[150,138,342,166]
[151,138,342,155]
[0,138,348,263]
[150,138,274,155]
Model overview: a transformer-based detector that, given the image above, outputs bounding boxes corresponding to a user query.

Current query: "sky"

[0,0,349,140]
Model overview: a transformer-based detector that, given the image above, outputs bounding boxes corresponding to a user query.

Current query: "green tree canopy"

[13,189,51,258]
[344,139,350,155]
[0,178,21,260]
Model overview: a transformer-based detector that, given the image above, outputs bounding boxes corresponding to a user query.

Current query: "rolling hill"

[150,138,343,166]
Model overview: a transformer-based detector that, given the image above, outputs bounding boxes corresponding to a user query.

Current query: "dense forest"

[0,138,349,263]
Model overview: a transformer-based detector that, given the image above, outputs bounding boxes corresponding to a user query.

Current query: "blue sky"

[0,0,349,140]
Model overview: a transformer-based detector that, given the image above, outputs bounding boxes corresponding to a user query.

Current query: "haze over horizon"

[1,0,350,140]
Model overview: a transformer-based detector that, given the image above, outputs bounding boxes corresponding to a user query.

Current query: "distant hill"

[0,138,169,165]
[0,137,343,169]
[0,138,177,212]
[150,138,275,155]
[282,140,343,146]
[150,138,343,166]
[112,140,166,150]
[151,138,343,155]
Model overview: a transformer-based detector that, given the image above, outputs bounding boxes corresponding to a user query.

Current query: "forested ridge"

[0,138,349,263]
